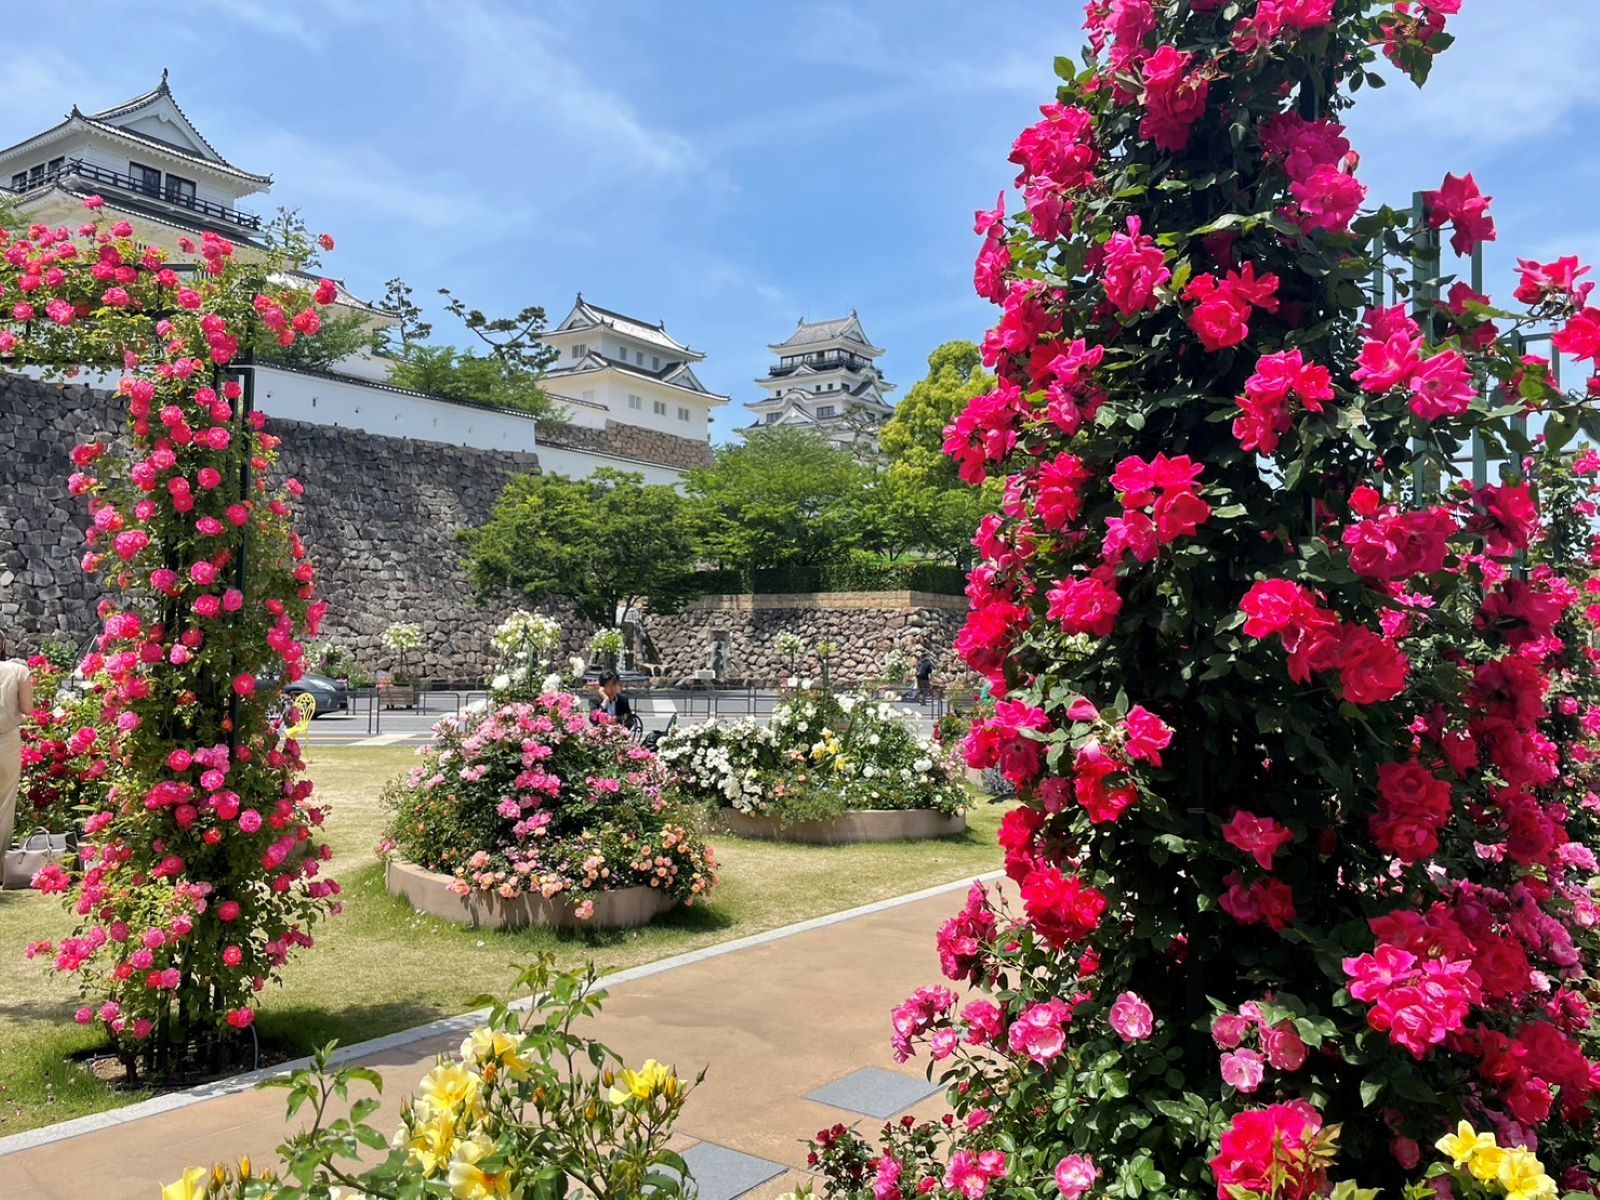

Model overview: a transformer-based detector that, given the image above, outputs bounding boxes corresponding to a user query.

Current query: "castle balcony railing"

[5,159,262,232]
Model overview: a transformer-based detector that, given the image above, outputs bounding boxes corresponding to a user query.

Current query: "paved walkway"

[0,878,982,1200]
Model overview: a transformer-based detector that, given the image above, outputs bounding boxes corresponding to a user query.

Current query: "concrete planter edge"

[384,858,674,931]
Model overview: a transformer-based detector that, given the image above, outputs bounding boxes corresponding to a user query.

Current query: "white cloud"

[411,0,699,177]
[234,128,498,230]
[1351,2,1600,154]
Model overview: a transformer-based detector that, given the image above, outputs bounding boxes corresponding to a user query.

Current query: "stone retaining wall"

[0,372,549,679]
[644,591,970,687]
[0,373,969,687]
[542,419,713,472]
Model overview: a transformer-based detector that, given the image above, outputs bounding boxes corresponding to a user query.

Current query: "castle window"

[653,400,667,415]
[129,161,161,196]
[10,172,25,190]
[628,394,642,410]
[677,406,690,421]
[573,343,587,358]
[652,355,661,370]
[636,350,644,365]
[165,173,196,204]
[47,156,63,175]
[817,405,836,418]
[28,164,45,185]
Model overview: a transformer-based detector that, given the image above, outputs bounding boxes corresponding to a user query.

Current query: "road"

[300,688,945,748]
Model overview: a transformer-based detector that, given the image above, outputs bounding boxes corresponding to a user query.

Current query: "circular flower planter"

[721,809,967,845]
[385,859,674,931]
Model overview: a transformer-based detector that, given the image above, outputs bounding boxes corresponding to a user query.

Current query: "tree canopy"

[462,469,700,626]
[685,427,873,571]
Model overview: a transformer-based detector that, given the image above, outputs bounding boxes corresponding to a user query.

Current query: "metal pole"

[227,356,255,754]
[1470,245,1490,488]
[1410,192,1440,503]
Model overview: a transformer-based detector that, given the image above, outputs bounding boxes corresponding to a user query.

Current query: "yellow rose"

[460,1027,531,1083]
[607,1058,677,1105]
[161,1167,208,1200]
[403,1110,459,1175]
[447,1132,515,1200]
[1436,1121,1500,1180]
[1498,1148,1557,1200]
[418,1061,483,1119]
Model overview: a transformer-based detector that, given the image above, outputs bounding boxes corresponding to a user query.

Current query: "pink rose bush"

[13,211,339,1076]
[383,694,717,913]
[817,2,1600,1197]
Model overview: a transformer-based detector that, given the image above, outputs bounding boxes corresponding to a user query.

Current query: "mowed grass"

[0,746,1008,1136]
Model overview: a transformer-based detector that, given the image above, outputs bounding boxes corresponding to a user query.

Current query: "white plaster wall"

[253,366,538,453]
[530,442,685,487]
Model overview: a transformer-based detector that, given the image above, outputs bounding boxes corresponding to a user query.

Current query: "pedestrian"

[0,629,35,860]
[915,650,936,704]
[593,670,634,725]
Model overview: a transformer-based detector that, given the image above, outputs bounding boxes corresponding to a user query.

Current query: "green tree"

[877,340,998,564]
[380,283,564,422]
[685,428,869,571]
[855,469,987,566]
[463,469,701,627]
[880,340,994,488]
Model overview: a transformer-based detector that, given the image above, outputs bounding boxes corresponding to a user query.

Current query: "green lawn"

[0,747,1006,1136]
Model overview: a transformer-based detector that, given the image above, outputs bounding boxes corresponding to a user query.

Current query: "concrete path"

[0,878,983,1200]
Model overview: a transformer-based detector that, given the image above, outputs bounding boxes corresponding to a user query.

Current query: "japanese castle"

[0,74,716,482]
[743,312,896,452]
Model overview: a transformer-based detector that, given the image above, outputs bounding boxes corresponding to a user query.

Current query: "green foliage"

[875,341,1000,564]
[464,469,702,627]
[179,955,700,1199]
[388,343,562,421]
[373,279,562,421]
[686,428,872,570]
[880,340,994,486]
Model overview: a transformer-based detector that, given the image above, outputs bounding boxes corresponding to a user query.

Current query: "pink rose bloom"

[238,809,263,834]
[1109,991,1155,1041]
[1263,1023,1308,1071]
[944,1150,1007,1199]
[1212,1012,1251,1049]
[218,901,241,922]
[1221,1048,1266,1093]
[1056,1154,1099,1200]
[222,946,243,967]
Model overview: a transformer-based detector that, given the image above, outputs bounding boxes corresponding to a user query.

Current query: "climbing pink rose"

[1109,991,1154,1041]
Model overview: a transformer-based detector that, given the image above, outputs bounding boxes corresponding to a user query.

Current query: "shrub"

[660,693,968,823]
[17,657,111,835]
[15,211,340,1077]
[383,694,717,915]
[885,0,1600,1194]
[168,956,698,1199]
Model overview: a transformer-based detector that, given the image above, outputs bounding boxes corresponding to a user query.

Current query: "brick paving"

[0,881,979,1199]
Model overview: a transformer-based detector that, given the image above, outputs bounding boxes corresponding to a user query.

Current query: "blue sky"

[11,1,1600,440]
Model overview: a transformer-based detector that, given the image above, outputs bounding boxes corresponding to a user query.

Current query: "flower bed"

[384,859,672,930]
[659,693,968,836]
[383,693,717,926]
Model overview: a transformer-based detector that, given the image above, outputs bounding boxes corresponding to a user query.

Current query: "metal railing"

[7,159,262,232]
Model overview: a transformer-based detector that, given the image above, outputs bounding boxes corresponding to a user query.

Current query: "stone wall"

[644,591,971,688]
[0,373,968,689]
[542,419,712,472]
[0,372,546,680]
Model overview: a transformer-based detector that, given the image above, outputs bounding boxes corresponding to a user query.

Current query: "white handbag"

[2,827,75,889]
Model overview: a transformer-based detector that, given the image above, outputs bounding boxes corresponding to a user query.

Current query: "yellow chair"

[287,691,319,738]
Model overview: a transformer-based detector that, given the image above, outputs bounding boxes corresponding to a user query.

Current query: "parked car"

[280,672,350,717]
